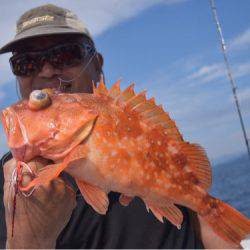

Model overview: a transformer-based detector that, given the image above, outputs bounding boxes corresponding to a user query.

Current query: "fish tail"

[198,195,250,245]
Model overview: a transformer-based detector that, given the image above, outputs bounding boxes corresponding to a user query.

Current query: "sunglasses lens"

[10,55,37,76]
[50,44,84,68]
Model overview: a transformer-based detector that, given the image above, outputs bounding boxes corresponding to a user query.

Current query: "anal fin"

[146,203,183,229]
[76,180,109,215]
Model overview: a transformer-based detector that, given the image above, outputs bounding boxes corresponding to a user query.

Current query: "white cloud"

[229,28,250,52]
[186,63,226,84]
[185,61,250,86]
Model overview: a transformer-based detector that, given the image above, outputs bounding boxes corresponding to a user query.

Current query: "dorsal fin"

[105,81,184,141]
[113,83,137,107]
[143,109,183,141]
[92,81,97,94]
[94,77,108,95]
[108,80,121,98]
[131,99,151,111]
[126,91,147,109]
[181,143,212,190]
[140,105,165,119]
[120,83,135,102]
[148,97,156,105]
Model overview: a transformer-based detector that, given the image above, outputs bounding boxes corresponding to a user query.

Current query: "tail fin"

[200,196,250,245]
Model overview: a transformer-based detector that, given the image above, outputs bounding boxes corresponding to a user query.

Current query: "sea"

[210,154,250,248]
[210,153,250,218]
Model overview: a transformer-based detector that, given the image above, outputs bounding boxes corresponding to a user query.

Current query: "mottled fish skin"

[1,81,250,245]
[61,85,207,208]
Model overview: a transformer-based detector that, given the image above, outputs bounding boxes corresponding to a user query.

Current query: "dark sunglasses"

[10,43,96,77]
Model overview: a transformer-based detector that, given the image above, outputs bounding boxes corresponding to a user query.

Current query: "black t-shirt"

[0,152,204,249]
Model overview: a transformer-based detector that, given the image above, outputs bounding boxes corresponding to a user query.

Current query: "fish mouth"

[1,108,33,162]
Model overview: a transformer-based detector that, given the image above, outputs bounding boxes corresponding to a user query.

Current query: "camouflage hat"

[0,4,93,54]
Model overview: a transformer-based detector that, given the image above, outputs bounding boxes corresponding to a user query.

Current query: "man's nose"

[37,62,61,78]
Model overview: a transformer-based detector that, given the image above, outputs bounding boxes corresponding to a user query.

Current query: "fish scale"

[86,109,178,198]
[1,80,250,245]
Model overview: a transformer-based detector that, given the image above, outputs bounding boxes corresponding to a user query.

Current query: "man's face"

[13,35,103,99]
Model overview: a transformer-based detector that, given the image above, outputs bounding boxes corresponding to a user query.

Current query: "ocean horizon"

[211,153,250,217]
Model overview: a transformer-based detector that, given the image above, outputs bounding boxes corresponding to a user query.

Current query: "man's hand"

[3,157,76,249]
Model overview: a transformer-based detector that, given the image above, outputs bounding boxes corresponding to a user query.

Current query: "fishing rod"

[209,0,250,160]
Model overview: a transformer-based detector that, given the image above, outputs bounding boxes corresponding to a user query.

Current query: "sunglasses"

[10,43,96,77]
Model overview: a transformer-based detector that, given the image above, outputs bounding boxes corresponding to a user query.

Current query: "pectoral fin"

[76,180,109,215]
[19,163,65,191]
[19,144,88,192]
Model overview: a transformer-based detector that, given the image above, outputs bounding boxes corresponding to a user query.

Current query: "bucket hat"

[0,4,92,54]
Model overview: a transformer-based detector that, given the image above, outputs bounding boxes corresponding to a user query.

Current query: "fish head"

[1,89,98,162]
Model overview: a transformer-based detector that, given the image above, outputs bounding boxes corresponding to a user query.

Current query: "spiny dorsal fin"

[126,90,147,109]
[108,80,121,98]
[131,98,156,112]
[139,103,183,141]
[95,79,108,95]
[181,143,212,190]
[117,82,182,141]
[92,81,97,94]
[103,81,184,141]
[120,83,135,102]
[140,105,165,119]
[148,97,156,105]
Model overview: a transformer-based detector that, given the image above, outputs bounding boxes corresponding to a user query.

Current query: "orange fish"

[2,81,250,245]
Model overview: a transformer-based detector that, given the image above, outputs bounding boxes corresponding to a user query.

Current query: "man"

[0,4,240,249]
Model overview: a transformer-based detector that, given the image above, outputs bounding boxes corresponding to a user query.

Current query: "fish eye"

[28,89,51,110]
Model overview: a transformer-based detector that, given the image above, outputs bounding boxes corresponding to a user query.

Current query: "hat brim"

[0,25,91,54]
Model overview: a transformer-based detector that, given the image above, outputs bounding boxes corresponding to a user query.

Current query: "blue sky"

[0,0,250,165]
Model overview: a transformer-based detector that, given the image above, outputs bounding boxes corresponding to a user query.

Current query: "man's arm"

[189,210,242,249]
[3,157,76,249]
